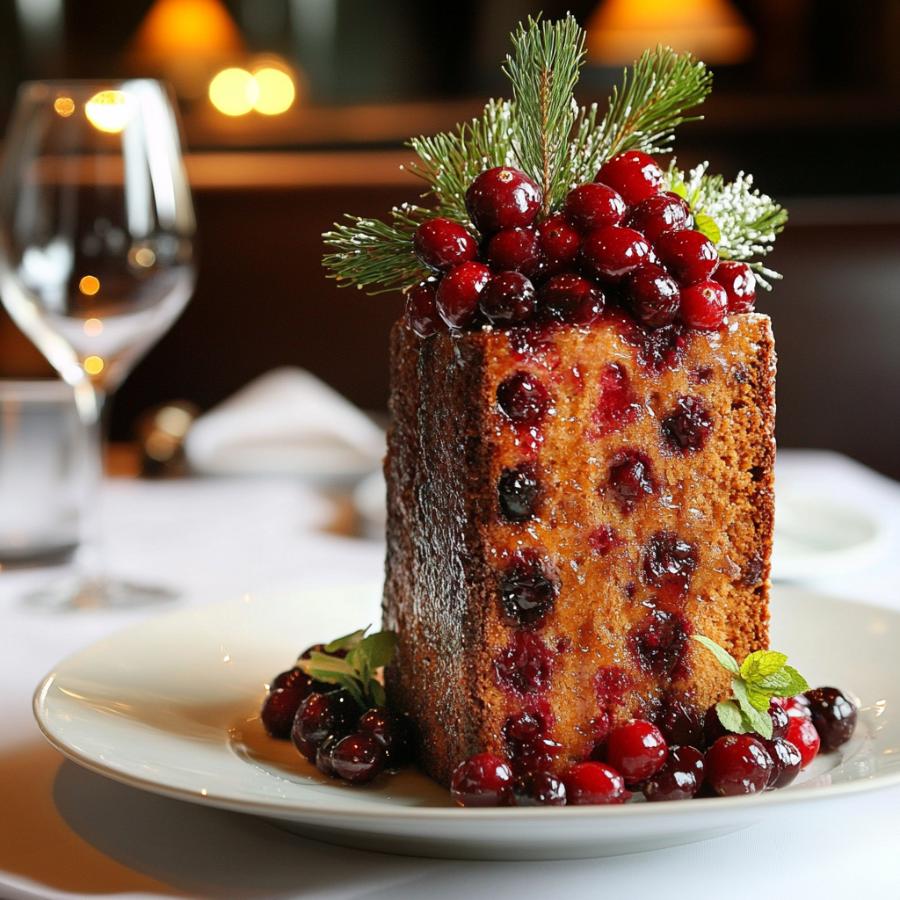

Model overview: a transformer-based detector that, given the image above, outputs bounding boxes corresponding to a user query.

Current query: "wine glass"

[0,80,195,608]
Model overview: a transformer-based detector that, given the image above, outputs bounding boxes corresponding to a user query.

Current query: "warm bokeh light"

[53,97,75,117]
[208,67,258,116]
[252,67,296,116]
[78,275,100,296]
[133,247,157,268]
[84,90,131,134]
[83,318,104,336]
[84,356,105,376]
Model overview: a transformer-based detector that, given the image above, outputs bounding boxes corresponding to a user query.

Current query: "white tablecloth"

[1,451,898,898]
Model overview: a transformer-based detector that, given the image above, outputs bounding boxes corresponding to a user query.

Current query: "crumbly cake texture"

[383,314,775,787]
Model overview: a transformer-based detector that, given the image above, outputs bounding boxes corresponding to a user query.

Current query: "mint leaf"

[369,680,387,707]
[733,679,773,738]
[716,700,750,734]
[694,212,721,244]
[302,651,356,678]
[693,635,740,674]
[359,632,398,671]
[754,670,793,693]
[741,650,787,682]
[780,665,810,697]
[324,627,369,654]
[746,684,773,712]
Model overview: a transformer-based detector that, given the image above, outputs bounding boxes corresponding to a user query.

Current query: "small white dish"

[33,584,899,860]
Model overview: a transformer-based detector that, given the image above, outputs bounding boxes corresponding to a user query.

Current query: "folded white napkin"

[185,368,385,483]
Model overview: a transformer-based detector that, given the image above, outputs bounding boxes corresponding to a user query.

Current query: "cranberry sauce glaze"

[382,312,775,787]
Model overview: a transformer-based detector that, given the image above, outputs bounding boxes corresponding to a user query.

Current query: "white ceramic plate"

[33,584,899,860]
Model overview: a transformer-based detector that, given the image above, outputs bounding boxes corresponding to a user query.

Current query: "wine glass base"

[25,575,178,611]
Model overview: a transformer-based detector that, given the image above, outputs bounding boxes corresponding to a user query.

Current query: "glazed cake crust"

[383,314,775,787]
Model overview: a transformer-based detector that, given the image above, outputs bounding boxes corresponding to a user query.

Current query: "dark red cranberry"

[465,166,541,234]
[703,704,729,749]
[485,226,543,275]
[592,362,640,435]
[804,687,858,752]
[626,192,693,243]
[292,690,358,761]
[435,261,491,329]
[261,686,306,739]
[608,449,655,512]
[479,271,537,325]
[768,701,790,740]
[538,273,605,325]
[331,732,387,784]
[413,217,477,271]
[630,609,690,677]
[589,524,620,556]
[494,631,554,695]
[617,317,688,374]
[642,530,698,594]
[680,279,727,330]
[270,667,311,692]
[626,264,681,328]
[513,771,567,806]
[503,710,545,745]
[315,734,339,777]
[642,745,705,801]
[357,707,412,766]
[595,151,664,205]
[562,761,630,805]
[654,229,719,284]
[450,752,514,806]
[595,665,631,706]
[580,225,652,283]
[563,182,626,232]
[705,734,774,796]
[510,735,563,777]
[762,737,802,789]
[605,719,669,783]
[781,694,812,720]
[497,371,552,425]
[714,260,757,313]
[656,693,705,747]
[661,396,712,453]
[405,281,442,338]
[538,213,580,271]
[785,715,820,768]
[498,548,560,627]
[498,463,541,522]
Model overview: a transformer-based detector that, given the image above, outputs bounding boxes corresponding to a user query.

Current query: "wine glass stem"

[73,378,109,585]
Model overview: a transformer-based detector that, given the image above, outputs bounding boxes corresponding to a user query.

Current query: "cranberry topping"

[485,226,542,274]
[589,524,620,556]
[656,693,705,747]
[595,666,631,708]
[784,714,821,768]
[479,271,537,325]
[405,281,442,338]
[680,279,728,330]
[605,719,669,783]
[494,631,554,695]
[705,734,774,796]
[562,761,630,805]
[580,225,652,283]
[497,371,552,425]
[804,687,858,752]
[450,752,514,807]
[413,217,477,271]
[592,362,640,435]
[538,213,581,271]
[630,608,691,677]
[626,263,681,328]
[714,260,757,313]
[595,151,664,205]
[608,449,656,512]
[498,463,541,522]
[661,396,712,453]
[435,261,491,329]
[614,313,688,373]
[465,166,541,234]
[642,531,698,595]
[503,710,545,745]
[563,182,626,232]
[260,686,306,739]
[762,737,802,789]
[626,192,693,243]
[654,229,719,284]
[291,690,358,761]
[331,732,387,784]
[538,273,605,325]
[357,707,412,766]
[498,548,560,627]
[510,735,563,777]
[512,771,567,806]
[642,745,705,801]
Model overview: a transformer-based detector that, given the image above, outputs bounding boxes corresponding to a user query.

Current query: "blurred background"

[1,0,898,475]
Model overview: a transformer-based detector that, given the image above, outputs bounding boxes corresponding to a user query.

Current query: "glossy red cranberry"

[705,734,774,796]
[538,273,605,325]
[662,396,712,453]
[589,524,620,556]
[497,371,552,425]
[358,707,412,766]
[642,530,698,594]
[486,226,543,275]
[435,261,491,329]
[510,735,563,777]
[405,281,442,338]
[562,761,630,805]
[538,213,580,271]
[592,362,640,435]
[479,271,537,325]
[618,318,688,374]
[626,192,693,243]
[768,701,790,740]
[654,229,719,284]
[804,687,858,752]
[465,166,541,234]
[595,666,632,710]
[413,217,477,271]
[503,710,546,745]
[513,771,567,806]
[626,264,681,328]
[608,449,656,512]
[450,752,514,807]
[331,732,387,784]
[762,737,802,789]
[499,548,560,627]
[630,609,690,677]
[680,279,727,330]
[642,745,705,801]
[785,715,821,768]
[703,704,729,749]
[261,686,306,739]
[714,260,757,313]
[315,734,339,777]
[581,225,652,283]
[595,151,664,205]
[494,631,554,695]
[605,719,669,783]
[564,182,627,232]
[656,693,705,747]
[498,463,541,522]
[292,690,358,761]
[781,694,812,720]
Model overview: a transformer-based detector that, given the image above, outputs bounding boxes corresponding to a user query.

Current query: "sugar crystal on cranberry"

[642,530,698,595]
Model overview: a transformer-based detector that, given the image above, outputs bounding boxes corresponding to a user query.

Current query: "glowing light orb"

[53,97,75,117]
[208,67,258,117]
[84,90,131,134]
[252,67,295,116]
[84,356,105,376]
[78,275,100,296]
